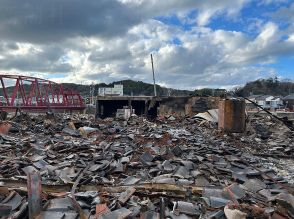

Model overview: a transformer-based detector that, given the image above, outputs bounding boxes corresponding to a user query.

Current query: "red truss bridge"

[0,75,86,111]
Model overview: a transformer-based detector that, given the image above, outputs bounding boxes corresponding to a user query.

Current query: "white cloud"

[197,9,217,26]
[0,0,293,90]
[1,18,293,89]
[260,0,289,5]
[272,2,294,24]
[224,22,294,64]
[37,23,292,88]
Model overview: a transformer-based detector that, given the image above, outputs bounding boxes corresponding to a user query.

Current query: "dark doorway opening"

[98,100,128,118]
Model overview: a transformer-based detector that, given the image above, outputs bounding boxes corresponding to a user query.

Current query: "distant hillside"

[2,78,293,98]
[0,80,193,97]
[62,80,193,97]
[236,77,294,97]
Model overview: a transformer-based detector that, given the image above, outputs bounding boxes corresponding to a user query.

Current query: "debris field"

[0,112,293,219]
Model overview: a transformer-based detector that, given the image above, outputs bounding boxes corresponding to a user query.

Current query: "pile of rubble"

[0,112,293,218]
[216,113,294,184]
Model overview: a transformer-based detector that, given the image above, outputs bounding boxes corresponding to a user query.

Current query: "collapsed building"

[0,97,293,219]
[95,96,219,119]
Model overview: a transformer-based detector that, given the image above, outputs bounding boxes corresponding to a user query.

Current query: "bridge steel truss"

[0,75,86,111]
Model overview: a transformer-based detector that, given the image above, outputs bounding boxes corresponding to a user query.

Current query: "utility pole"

[90,82,94,105]
[150,54,157,96]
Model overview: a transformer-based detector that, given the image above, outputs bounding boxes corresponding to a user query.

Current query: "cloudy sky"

[0,0,294,90]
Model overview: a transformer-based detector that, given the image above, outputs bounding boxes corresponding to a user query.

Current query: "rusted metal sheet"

[0,122,12,135]
[218,99,245,133]
[94,204,110,218]
[27,171,42,219]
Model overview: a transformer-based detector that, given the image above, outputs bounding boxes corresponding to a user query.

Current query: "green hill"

[3,77,292,98]
[236,77,294,97]
[62,80,193,97]
[0,80,193,97]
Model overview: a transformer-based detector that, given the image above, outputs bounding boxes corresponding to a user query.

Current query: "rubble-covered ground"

[0,112,293,219]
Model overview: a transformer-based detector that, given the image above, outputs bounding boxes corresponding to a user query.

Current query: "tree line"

[236,77,294,97]
[1,77,293,98]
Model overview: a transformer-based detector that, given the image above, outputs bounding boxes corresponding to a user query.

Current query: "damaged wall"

[96,96,160,119]
[158,96,220,117]
[158,96,190,117]
[96,96,220,119]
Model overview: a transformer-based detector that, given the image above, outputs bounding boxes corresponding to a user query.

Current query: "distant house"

[270,96,284,109]
[283,94,294,110]
[246,95,261,102]
[245,95,261,110]
[255,95,284,110]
